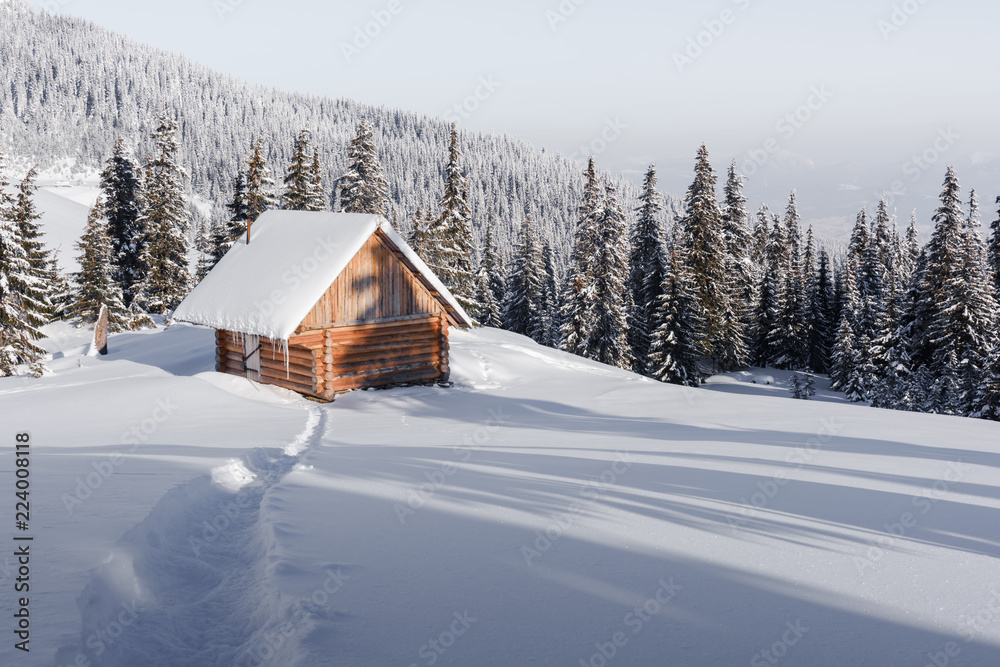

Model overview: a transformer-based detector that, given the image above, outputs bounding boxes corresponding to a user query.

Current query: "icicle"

[282,338,290,379]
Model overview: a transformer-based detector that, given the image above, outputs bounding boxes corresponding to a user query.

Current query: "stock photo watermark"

[878,0,932,40]
[521,451,633,565]
[408,610,477,667]
[546,0,589,31]
[750,620,809,666]
[395,408,506,524]
[853,460,969,575]
[442,76,502,127]
[876,127,959,208]
[673,0,753,73]
[577,577,682,667]
[739,85,834,178]
[340,0,406,63]
[569,117,628,164]
[60,398,179,515]
[728,417,842,530]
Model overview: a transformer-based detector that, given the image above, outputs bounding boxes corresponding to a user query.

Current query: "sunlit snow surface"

[1,324,999,666]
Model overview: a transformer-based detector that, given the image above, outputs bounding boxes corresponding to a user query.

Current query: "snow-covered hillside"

[1,325,999,666]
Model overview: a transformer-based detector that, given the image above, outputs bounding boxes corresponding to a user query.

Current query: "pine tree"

[407,207,433,260]
[194,216,217,282]
[954,188,1000,409]
[559,157,602,356]
[913,167,995,389]
[9,168,55,321]
[473,268,502,328]
[769,192,805,369]
[68,201,132,331]
[830,259,861,392]
[541,241,560,346]
[99,137,143,304]
[502,215,547,343]
[901,212,921,287]
[650,242,705,386]
[245,137,278,227]
[808,247,833,373]
[717,161,752,371]
[132,112,191,315]
[0,153,46,376]
[471,209,504,328]
[282,128,321,211]
[989,196,1000,300]
[422,124,476,311]
[308,148,327,211]
[971,342,1000,420]
[480,207,506,309]
[585,183,633,370]
[678,145,728,366]
[626,165,667,374]
[47,252,74,322]
[338,119,389,216]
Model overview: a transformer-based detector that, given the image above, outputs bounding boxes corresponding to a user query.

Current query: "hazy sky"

[27,0,1000,236]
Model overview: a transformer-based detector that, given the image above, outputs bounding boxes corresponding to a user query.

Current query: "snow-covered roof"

[173,211,471,340]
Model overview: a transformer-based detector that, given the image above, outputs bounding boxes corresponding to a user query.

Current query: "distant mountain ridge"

[0,0,682,271]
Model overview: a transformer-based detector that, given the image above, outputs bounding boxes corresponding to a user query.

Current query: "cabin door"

[243,334,261,382]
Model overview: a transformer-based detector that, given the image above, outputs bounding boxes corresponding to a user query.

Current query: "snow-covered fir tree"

[972,342,1000,420]
[910,168,989,383]
[473,268,502,328]
[989,196,1000,300]
[807,236,834,373]
[677,145,727,365]
[769,192,805,369]
[626,165,667,375]
[9,167,55,320]
[585,182,633,370]
[830,259,861,394]
[194,216,217,282]
[46,251,74,322]
[717,161,752,371]
[0,153,45,376]
[559,157,602,356]
[99,136,143,304]
[282,128,324,211]
[901,212,921,286]
[481,207,506,306]
[502,215,547,343]
[407,207,436,260]
[68,201,133,331]
[309,148,327,211]
[422,124,476,312]
[132,112,191,315]
[245,137,278,226]
[471,207,505,328]
[338,119,389,216]
[540,241,560,346]
[649,240,705,387]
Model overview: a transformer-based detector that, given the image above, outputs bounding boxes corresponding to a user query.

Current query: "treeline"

[2,112,998,423]
[482,146,1000,422]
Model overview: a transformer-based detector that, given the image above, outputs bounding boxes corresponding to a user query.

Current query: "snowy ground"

[1,324,999,666]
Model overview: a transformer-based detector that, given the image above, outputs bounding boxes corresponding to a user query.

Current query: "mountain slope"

[0,0,681,267]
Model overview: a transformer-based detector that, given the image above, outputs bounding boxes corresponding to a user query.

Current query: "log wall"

[215,312,449,400]
[215,330,327,400]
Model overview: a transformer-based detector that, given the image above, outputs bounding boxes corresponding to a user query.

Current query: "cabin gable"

[298,231,448,330]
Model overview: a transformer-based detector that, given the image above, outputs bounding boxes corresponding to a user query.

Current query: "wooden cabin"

[173,211,472,401]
